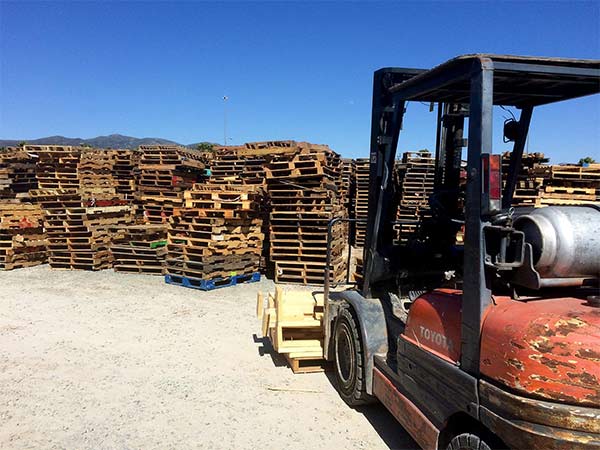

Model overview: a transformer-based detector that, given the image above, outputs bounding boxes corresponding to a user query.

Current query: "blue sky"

[1,1,599,162]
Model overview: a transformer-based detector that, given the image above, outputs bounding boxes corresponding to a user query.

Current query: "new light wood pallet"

[257,286,327,373]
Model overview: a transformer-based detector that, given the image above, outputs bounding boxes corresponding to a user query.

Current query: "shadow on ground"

[253,333,288,367]
[324,371,420,450]
[253,332,418,449]
[355,403,420,450]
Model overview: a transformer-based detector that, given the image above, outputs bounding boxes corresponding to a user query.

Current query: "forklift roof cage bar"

[363,58,496,376]
[460,58,494,375]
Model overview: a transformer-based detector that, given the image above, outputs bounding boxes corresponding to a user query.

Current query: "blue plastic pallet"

[164,272,261,291]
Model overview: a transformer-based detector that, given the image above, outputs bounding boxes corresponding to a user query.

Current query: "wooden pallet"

[393,151,435,244]
[285,354,330,374]
[257,287,326,372]
[544,185,596,195]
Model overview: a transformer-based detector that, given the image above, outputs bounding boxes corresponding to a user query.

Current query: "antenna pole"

[223,95,228,145]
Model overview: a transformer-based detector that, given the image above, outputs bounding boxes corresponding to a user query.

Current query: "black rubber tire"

[333,307,374,406]
[447,433,493,450]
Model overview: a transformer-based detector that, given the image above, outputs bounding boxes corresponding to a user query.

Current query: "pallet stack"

[164,183,263,290]
[393,151,435,244]
[31,145,81,190]
[502,152,548,207]
[353,158,370,247]
[266,143,347,285]
[32,190,133,270]
[340,158,355,241]
[533,163,600,206]
[0,149,38,200]
[209,142,306,273]
[137,145,207,223]
[29,188,80,268]
[0,203,48,270]
[209,148,268,185]
[78,149,123,206]
[340,158,355,207]
[112,149,139,202]
[110,224,168,275]
[487,152,600,208]
[30,146,81,268]
[29,146,134,270]
[258,287,327,373]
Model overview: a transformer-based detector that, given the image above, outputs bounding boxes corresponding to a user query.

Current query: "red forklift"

[323,55,600,449]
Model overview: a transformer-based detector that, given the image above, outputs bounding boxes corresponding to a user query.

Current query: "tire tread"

[334,306,374,406]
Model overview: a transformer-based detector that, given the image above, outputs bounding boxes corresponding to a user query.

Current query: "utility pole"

[223,95,229,145]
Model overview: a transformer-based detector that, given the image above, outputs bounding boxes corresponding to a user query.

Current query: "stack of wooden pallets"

[137,145,207,223]
[502,152,548,207]
[29,187,82,268]
[29,146,134,270]
[112,149,139,203]
[340,158,355,242]
[110,224,168,275]
[209,146,268,185]
[393,151,435,244]
[78,149,123,206]
[214,140,297,159]
[257,287,327,373]
[340,158,355,210]
[209,142,302,272]
[33,191,133,270]
[31,145,81,190]
[164,183,263,290]
[29,146,83,268]
[209,154,266,184]
[0,203,48,270]
[266,143,347,285]
[353,158,370,247]
[502,152,599,207]
[0,148,38,201]
[533,163,600,206]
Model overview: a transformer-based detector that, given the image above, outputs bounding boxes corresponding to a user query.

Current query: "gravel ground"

[0,265,417,450]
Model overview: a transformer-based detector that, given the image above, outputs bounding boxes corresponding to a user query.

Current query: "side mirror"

[503,118,520,143]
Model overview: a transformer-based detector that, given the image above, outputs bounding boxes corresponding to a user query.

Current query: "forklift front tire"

[446,433,493,450]
[333,307,375,406]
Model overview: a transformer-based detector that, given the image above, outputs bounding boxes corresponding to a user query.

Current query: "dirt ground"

[0,266,417,450]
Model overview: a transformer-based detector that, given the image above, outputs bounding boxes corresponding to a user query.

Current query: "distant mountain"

[0,134,184,149]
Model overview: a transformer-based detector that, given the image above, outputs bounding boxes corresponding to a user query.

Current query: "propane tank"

[513,205,600,284]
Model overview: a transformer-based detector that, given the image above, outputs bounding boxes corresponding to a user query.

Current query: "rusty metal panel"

[480,296,600,407]
[480,380,600,434]
[372,367,439,450]
[480,405,600,450]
